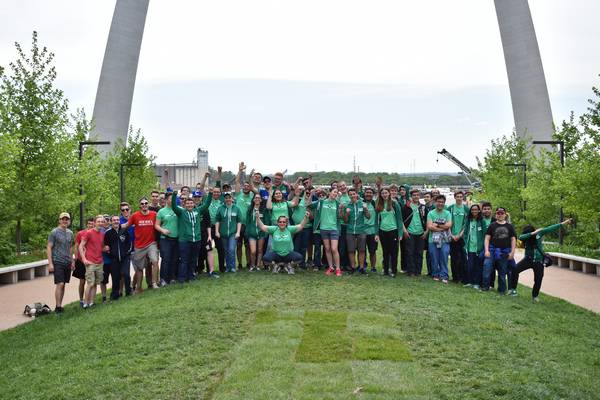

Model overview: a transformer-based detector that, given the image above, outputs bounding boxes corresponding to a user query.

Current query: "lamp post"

[533,140,565,244]
[79,141,111,229]
[120,163,143,203]
[505,162,527,212]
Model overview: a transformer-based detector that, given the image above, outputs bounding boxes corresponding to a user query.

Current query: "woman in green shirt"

[375,188,405,277]
[256,212,309,275]
[308,188,344,276]
[508,218,572,301]
[463,204,484,289]
[245,193,267,271]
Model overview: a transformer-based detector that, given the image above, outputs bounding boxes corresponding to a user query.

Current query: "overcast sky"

[1,0,599,174]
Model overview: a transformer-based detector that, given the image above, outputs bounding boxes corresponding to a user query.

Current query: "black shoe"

[383,270,390,276]
[370,267,377,273]
[55,307,64,314]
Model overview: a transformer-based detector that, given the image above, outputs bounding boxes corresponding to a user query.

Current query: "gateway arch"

[91,0,554,150]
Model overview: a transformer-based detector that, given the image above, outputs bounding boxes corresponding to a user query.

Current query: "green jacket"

[345,200,369,235]
[172,195,212,243]
[215,204,242,238]
[245,207,267,240]
[376,200,404,236]
[519,223,561,263]
[463,217,485,253]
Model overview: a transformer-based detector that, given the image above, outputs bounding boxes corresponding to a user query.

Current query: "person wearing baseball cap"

[47,212,75,313]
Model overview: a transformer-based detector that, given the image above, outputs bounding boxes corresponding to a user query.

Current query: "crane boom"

[437,148,481,188]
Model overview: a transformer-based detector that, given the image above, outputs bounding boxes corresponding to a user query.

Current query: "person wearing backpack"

[426,195,453,283]
[403,189,428,276]
[448,191,470,284]
[508,219,572,301]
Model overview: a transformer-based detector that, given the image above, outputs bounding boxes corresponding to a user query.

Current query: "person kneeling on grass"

[256,211,310,275]
[508,218,573,301]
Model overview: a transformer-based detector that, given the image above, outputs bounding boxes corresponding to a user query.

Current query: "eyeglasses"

[140,202,149,206]
[496,211,506,215]
[121,208,129,212]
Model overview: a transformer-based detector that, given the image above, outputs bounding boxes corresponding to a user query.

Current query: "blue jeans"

[159,238,178,283]
[428,242,450,280]
[224,235,237,271]
[293,228,310,267]
[178,241,201,283]
[467,252,482,286]
[483,255,508,293]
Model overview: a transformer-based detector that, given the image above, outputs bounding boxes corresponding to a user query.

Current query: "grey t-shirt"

[48,227,74,265]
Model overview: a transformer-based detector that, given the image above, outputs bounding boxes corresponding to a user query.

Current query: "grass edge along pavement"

[1,270,600,399]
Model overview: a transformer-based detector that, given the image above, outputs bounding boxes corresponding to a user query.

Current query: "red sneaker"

[325,267,334,276]
[335,268,342,277]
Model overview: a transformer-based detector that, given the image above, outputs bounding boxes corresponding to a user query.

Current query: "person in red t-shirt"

[73,217,94,306]
[79,215,106,308]
[122,197,159,292]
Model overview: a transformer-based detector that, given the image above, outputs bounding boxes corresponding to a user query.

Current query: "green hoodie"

[463,217,485,253]
[377,200,404,235]
[215,204,242,238]
[345,200,369,235]
[519,223,561,263]
[172,194,212,243]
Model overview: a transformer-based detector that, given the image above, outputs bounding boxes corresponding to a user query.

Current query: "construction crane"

[437,148,481,189]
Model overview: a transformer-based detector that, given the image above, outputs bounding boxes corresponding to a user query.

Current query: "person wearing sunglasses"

[47,212,75,313]
[482,207,516,294]
[121,197,159,292]
[256,212,309,274]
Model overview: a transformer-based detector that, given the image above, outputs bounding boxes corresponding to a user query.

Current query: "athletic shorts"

[85,263,103,285]
[320,229,339,241]
[132,243,159,271]
[366,234,378,255]
[53,262,72,284]
[72,259,86,279]
[101,263,111,285]
[346,233,367,253]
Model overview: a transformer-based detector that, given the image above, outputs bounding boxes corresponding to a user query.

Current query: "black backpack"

[23,303,51,318]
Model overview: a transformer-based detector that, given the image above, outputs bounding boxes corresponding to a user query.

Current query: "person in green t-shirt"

[448,191,470,284]
[426,194,453,283]
[463,204,484,290]
[375,188,406,277]
[245,193,267,271]
[215,193,242,273]
[155,192,179,286]
[509,218,572,301]
[337,181,351,270]
[288,186,313,269]
[342,188,371,274]
[256,210,309,274]
[233,162,254,269]
[307,188,344,276]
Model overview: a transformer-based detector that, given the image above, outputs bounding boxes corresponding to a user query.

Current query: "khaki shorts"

[85,263,103,285]
[132,243,159,271]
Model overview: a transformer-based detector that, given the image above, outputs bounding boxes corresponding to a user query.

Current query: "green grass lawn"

[1,268,599,399]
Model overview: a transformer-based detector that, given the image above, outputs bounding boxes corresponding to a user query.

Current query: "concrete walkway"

[518,265,600,313]
[0,275,81,331]
[1,258,599,331]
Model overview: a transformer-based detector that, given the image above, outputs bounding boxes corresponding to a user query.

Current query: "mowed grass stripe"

[295,311,351,363]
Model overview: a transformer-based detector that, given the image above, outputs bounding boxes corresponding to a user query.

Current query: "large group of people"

[46,163,573,312]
